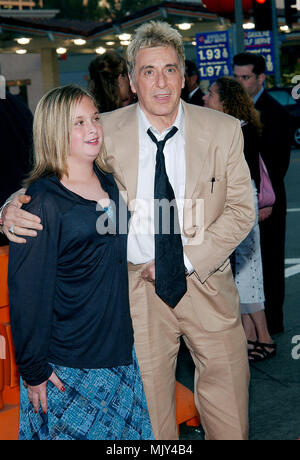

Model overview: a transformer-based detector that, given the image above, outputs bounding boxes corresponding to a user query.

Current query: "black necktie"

[147,127,187,308]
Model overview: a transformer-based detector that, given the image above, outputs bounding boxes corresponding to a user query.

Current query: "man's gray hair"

[127,21,186,80]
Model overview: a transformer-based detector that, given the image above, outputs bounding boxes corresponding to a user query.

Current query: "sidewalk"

[248,148,300,440]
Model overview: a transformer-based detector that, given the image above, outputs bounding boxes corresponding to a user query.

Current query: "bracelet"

[0,199,13,220]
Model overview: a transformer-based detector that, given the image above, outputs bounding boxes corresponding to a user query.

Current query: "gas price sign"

[195,31,232,81]
[244,30,275,75]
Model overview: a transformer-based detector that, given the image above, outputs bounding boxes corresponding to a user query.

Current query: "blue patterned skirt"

[19,348,154,440]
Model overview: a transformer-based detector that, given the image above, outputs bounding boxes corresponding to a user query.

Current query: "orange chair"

[4,324,19,389]
[0,325,10,386]
[175,381,201,435]
[0,246,9,314]
[0,246,20,440]
[0,246,10,414]
[0,354,4,411]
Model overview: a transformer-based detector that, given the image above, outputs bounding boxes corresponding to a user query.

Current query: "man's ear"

[191,74,198,86]
[258,73,266,88]
[129,75,137,94]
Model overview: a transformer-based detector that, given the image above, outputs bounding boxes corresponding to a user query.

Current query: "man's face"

[129,46,185,130]
[233,64,265,98]
[185,72,198,93]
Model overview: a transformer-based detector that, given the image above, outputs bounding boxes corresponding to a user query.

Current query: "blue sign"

[195,31,232,81]
[244,30,275,75]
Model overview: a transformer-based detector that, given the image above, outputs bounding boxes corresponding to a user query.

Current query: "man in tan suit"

[1,22,254,440]
[101,22,254,440]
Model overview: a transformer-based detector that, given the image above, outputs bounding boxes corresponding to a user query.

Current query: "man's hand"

[141,260,155,283]
[2,195,43,243]
[259,206,273,222]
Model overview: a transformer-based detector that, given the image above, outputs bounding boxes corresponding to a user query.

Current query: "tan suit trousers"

[128,263,250,441]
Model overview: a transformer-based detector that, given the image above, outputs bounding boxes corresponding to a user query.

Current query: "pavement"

[177,148,300,441]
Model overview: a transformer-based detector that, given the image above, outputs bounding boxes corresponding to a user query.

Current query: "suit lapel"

[182,100,212,199]
[108,104,139,205]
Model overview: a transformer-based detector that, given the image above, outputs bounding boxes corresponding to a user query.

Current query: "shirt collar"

[189,86,200,100]
[138,102,185,139]
[252,86,264,104]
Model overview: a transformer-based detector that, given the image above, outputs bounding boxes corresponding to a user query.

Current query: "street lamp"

[234,0,245,53]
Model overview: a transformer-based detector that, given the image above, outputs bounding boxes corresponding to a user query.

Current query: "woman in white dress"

[203,76,276,362]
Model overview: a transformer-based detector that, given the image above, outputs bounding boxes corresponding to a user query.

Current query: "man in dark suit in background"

[0,90,33,245]
[233,52,293,335]
[181,59,204,106]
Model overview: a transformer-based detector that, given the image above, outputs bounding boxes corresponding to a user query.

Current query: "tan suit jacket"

[100,100,255,332]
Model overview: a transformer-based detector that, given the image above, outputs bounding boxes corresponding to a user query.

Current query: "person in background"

[8,84,153,440]
[0,90,33,246]
[181,59,204,106]
[233,53,293,335]
[1,22,255,441]
[88,51,135,113]
[203,76,276,362]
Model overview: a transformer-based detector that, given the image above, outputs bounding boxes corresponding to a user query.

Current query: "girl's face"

[203,83,224,112]
[70,96,103,164]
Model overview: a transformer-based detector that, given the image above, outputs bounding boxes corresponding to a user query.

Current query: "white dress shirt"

[127,103,193,273]
[188,86,200,101]
[252,86,264,105]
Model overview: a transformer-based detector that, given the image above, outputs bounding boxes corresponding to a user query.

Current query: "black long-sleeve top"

[241,122,261,193]
[8,166,133,386]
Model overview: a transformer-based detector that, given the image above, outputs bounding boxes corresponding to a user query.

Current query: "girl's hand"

[27,372,65,414]
[259,206,273,222]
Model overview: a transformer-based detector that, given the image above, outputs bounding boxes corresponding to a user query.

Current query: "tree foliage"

[43,0,103,20]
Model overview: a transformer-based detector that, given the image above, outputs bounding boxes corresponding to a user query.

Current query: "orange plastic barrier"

[0,324,10,387]
[0,356,3,411]
[0,246,20,440]
[175,381,201,435]
[0,246,9,315]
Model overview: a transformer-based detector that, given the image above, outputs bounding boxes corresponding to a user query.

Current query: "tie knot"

[147,126,178,149]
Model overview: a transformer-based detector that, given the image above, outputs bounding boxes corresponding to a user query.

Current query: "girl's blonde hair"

[127,21,185,81]
[24,84,108,187]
